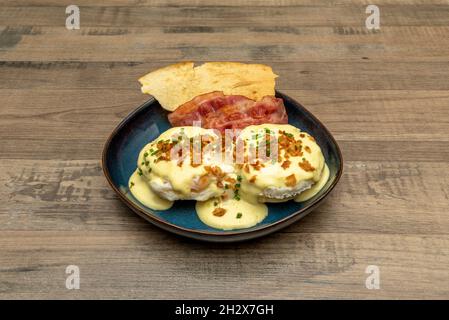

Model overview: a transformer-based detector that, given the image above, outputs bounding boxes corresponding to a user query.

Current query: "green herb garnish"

[236,212,242,219]
[233,188,241,201]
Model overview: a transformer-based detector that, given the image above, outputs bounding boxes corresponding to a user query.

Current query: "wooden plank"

[2,26,449,62]
[1,231,448,299]
[0,5,449,28]
[1,61,449,90]
[1,160,448,236]
[2,0,449,7]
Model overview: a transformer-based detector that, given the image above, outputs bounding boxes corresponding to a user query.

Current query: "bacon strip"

[167,91,288,133]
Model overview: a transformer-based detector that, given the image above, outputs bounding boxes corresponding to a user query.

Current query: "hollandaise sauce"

[295,164,330,202]
[128,170,173,210]
[196,196,268,230]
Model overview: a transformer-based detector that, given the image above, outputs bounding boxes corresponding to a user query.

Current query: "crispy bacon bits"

[281,160,291,169]
[278,131,303,158]
[304,146,311,153]
[251,160,263,171]
[150,133,217,167]
[203,165,234,192]
[192,175,210,192]
[212,208,226,217]
[204,165,225,178]
[298,159,315,172]
[285,174,297,187]
[225,177,236,184]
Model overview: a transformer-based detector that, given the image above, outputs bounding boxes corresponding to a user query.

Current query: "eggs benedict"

[129,124,329,230]
[130,126,236,203]
[237,124,327,202]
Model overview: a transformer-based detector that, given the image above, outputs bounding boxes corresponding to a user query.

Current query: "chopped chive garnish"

[144,152,148,158]
[236,212,242,219]
[137,168,143,176]
[151,150,158,156]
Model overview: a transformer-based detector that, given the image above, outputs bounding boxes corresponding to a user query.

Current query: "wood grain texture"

[1,0,449,299]
[2,0,449,7]
[2,26,449,62]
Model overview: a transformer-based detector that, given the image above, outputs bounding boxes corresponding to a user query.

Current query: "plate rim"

[102,91,343,241]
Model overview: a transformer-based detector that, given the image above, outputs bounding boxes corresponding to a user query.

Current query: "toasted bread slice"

[138,62,277,111]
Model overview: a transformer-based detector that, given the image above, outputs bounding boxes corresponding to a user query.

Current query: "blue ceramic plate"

[102,91,343,242]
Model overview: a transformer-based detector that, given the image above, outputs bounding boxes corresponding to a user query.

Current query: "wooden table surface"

[1,0,449,299]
